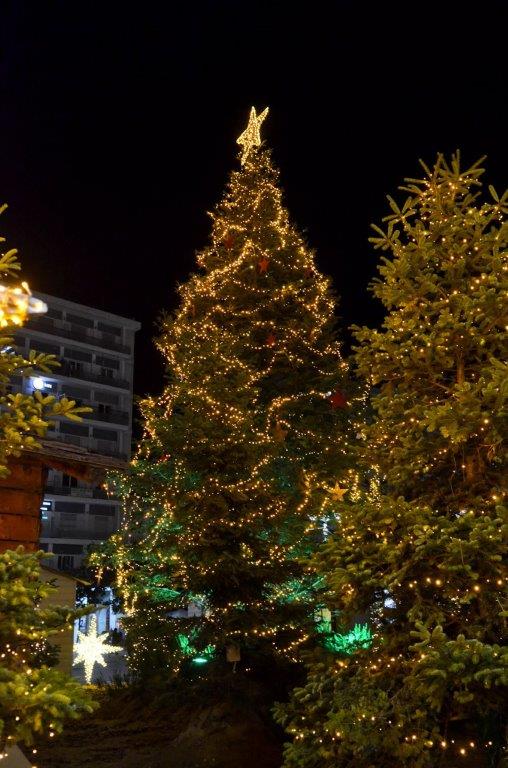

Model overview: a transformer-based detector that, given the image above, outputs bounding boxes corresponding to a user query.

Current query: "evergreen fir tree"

[0,204,94,752]
[275,154,508,767]
[0,549,96,752]
[101,108,358,678]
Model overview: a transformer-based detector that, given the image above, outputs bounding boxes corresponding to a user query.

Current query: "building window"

[54,501,86,514]
[61,384,91,401]
[60,512,78,530]
[65,348,92,363]
[66,313,94,328]
[30,340,60,355]
[93,428,118,442]
[96,355,120,370]
[93,390,119,406]
[59,422,89,438]
[94,516,111,536]
[46,308,63,320]
[57,555,75,570]
[97,322,121,337]
[67,360,83,375]
[62,473,78,489]
[89,503,116,516]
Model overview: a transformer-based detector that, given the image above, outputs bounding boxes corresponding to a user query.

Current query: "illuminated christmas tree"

[101,108,358,678]
[276,154,508,767]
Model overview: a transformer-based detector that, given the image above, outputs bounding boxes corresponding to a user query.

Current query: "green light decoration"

[176,631,215,665]
[316,621,373,655]
[152,586,181,602]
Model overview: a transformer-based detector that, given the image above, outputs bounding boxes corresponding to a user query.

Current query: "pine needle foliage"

[276,154,508,768]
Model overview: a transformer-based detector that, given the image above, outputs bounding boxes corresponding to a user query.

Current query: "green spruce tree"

[0,549,96,753]
[276,154,508,767]
[0,204,94,754]
[99,108,358,679]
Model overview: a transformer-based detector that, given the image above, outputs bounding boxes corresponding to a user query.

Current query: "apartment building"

[10,292,140,570]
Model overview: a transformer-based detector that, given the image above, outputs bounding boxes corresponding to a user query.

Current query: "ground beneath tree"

[31,686,284,768]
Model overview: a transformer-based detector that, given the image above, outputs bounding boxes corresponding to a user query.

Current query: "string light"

[236,106,269,164]
[92,107,367,674]
[274,152,508,765]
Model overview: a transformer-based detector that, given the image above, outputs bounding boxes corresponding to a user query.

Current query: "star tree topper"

[237,106,269,164]
[73,615,123,683]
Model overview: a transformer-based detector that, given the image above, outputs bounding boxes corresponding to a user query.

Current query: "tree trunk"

[456,356,465,386]
[465,454,475,484]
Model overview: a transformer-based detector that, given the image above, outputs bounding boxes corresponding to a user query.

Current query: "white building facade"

[11,292,140,570]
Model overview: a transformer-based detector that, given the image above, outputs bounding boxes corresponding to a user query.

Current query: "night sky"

[1,1,508,405]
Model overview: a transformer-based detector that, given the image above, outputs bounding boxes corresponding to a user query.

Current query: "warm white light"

[73,616,123,683]
[237,106,269,163]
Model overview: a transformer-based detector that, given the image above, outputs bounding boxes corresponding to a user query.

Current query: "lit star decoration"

[73,616,123,683]
[237,106,269,164]
[327,482,347,502]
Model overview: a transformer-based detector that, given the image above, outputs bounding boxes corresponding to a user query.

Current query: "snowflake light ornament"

[73,615,123,683]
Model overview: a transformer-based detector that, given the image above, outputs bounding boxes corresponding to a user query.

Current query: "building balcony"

[44,431,128,461]
[81,407,130,426]
[56,361,130,390]
[27,316,132,355]
[44,484,119,501]
[40,523,111,541]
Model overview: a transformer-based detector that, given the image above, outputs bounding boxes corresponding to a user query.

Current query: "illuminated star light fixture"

[0,281,47,327]
[326,482,348,502]
[73,615,124,683]
[237,106,269,164]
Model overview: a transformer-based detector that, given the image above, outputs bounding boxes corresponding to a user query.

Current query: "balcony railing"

[40,524,112,540]
[81,407,130,426]
[27,316,131,355]
[57,361,130,390]
[44,484,118,500]
[44,431,128,461]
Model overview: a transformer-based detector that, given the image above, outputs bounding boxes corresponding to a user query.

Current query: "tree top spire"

[237,106,269,164]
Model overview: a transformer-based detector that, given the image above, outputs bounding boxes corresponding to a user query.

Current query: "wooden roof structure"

[0,440,127,553]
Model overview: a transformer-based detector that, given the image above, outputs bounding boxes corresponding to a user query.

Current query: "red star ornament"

[258,256,269,273]
[304,266,314,279]
[329,390,348,409]
[266,332,276,347]
[223,233,235,249]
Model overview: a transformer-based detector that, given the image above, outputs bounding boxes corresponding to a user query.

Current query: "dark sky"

[1,1,508,401]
